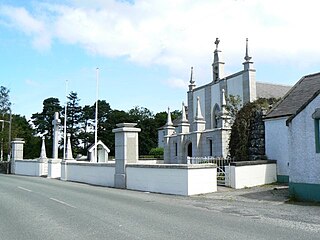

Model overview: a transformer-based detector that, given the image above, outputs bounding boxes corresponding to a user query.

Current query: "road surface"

[0,174,319,240]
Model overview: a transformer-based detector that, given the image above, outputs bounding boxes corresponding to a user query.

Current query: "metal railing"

[187,156,232,186]
[187,156,231,166]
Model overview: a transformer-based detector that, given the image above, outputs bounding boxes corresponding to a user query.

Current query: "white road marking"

[49,198,77,209]
[18,186,32,192]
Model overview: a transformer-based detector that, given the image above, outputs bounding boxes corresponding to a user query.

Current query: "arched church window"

[212,104,220,128]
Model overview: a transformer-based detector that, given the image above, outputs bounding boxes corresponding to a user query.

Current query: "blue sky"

[1,0,320,119]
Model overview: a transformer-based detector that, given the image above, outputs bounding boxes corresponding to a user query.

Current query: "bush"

[149,147,164,158]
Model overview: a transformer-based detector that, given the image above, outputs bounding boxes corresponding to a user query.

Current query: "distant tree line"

[0,86,180,159]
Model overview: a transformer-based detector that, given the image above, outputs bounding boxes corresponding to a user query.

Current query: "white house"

[265,72,320,201]
[160,38,290,164]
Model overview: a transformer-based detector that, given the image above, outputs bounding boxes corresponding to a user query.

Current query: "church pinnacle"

[244,38,252,62]
[243,38,254,70]
[166,107,173,126]
[195,97,204,120]
[212,38,225,83]
[188,66,196,91]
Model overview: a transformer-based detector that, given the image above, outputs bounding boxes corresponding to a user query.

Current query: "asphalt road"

[0,174,319,240]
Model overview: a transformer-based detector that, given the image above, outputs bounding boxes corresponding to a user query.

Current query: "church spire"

[244,38,252,62]
[188,66,196,91]
[212,38,225,83]
[243,38,254,70]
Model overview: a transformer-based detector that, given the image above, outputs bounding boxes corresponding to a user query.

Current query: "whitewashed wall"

[225,161,277,189]
[211,84,221,111]
[61,161,115,187]
[126,164,217,196]
[14,160,39,176]
[14,160,48,177]
[265,118,289,177]
[227,74,243,101]
[47,159,61,178]
[289,95,320,184]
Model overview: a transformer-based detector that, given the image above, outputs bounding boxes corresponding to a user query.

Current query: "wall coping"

[126,163,217,169]
[15,159,40,163]
[230,160,276,167]
[61,161,115,167]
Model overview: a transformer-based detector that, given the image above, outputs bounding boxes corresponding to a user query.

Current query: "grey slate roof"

[256,82,291,99]
[265,72,320,120]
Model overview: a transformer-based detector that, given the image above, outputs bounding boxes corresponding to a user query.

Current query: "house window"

[209,139,213,156]
[175,143,178,156]
[315,119,320,153]
[312,108,320,153]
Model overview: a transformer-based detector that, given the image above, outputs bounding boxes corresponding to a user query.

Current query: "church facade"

[160,38,290,164]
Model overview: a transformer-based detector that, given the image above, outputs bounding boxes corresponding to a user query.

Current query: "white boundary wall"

[126,164,217,196]
[48,159,61,178]
[225,161,277,189]
[61,161,115,187]
[14,159,48,176]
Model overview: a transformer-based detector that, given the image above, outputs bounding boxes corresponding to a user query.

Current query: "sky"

[1,0,320,119]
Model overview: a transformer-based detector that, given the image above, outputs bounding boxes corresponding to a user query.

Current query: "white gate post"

[112,123,141,189]
[11,138,25,174]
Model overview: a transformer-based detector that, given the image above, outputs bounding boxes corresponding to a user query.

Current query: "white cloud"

[0,5,51,50]
[25,79,40,87]
[1,0,320,84]
[165,77,188,90]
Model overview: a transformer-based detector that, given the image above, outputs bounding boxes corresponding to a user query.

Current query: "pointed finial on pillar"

[65,133,74,160]
[181,102,188,123]
[243,38,254,70]
[215,37,220,50]
[244,38,252,62]
[166,107,173,126]
[40,136,47,159]
[195,97,204,120]
[188,66,196,91]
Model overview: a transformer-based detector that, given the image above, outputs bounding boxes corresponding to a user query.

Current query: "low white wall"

[126,164,217,196]
[225,161,277,189]
[48,159,61,178]
[14,160,39,176]
[14,159,48,177]
[61,161,115,187]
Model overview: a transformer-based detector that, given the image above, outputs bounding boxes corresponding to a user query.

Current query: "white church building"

[160,38,290,164]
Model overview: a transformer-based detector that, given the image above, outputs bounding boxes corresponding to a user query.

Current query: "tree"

[225,94,242,125]
[78,104,95,154]
[31,97,62,157]
[0,86,11,161]
[11,115,40,159]
[0,86,11,115]
[65,92,82,156]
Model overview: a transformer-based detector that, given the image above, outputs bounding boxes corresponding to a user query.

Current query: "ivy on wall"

[229,98,278,161]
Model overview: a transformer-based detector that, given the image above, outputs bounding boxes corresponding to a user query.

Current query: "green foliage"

[149,147,164,158]
[0,86,11,114]
[65,92,83,156]
[31,97,62,157]
[229,98,278,161]
[225,94,242,125]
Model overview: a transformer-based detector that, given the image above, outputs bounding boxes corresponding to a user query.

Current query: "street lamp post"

[0,112,12,162]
